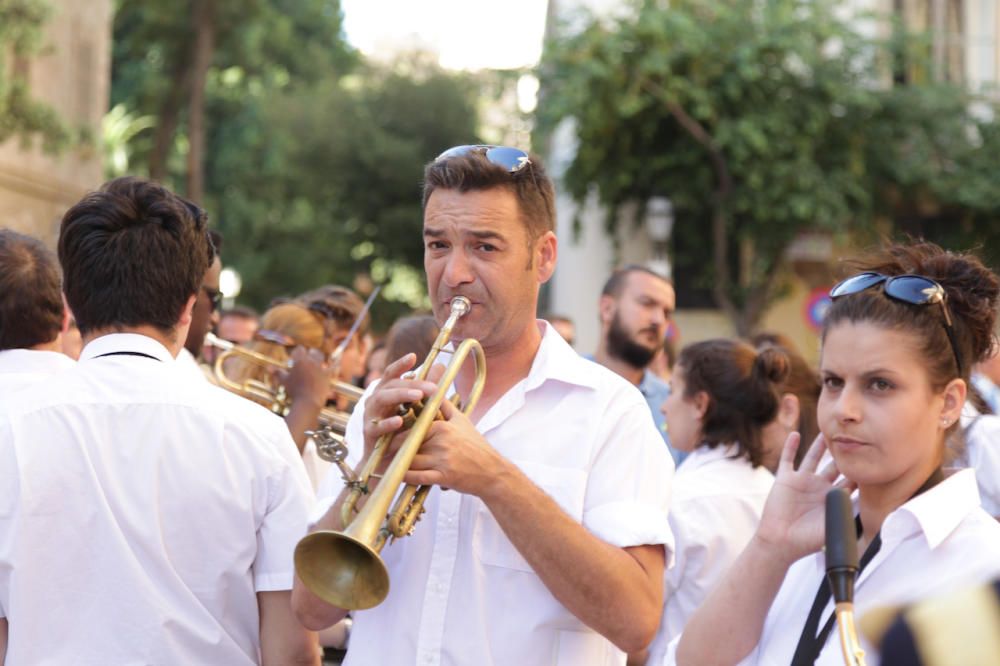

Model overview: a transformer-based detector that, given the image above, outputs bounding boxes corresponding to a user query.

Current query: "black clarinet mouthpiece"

[825,487,859,604]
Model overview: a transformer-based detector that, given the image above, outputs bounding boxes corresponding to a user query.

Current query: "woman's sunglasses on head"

[830,272,963,376]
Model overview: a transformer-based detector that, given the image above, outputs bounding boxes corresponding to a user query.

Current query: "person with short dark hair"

[294,147,674,666]
[676,241,1000,666]
[0,229,74,403]
[178,230,223,381]
[593,265,681,463]
[0,177,320,665]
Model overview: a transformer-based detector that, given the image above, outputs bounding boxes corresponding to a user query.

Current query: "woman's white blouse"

[645,444,773,666]
[664,468,1000,666]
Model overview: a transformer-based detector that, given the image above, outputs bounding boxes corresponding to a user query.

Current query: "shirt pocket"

[472,458,587,573]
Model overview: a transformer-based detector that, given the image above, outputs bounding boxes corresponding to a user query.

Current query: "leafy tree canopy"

[111,1,481,329]
[539,0,1000,334]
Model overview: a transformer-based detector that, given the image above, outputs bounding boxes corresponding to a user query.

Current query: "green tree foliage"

[0,0,72,151]
[111,2,481,326]
[205,59,479,321]
[539,0,1000,335]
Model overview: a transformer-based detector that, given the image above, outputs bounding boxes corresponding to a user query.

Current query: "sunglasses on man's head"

[830,271,963,376]
[435,145,531,173]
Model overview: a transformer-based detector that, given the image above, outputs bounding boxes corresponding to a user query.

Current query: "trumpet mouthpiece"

[449,296,471,317]
[204,332,234,351]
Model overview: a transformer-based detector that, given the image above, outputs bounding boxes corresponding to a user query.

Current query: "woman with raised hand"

[637,340,786,666]
[672,241,1000,666]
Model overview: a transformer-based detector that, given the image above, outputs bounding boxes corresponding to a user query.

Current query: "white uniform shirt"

[663,468,1000,666]
[0,348,74,406]
[0,333,315,665]
[302,438,333,492]
[175,345,220,385]
[315,321,675,666]
[959,403,1000,517]
[645,444,773,666]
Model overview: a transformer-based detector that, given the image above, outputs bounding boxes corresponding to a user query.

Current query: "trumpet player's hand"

[361,353,440,461]
[405,397,504,497]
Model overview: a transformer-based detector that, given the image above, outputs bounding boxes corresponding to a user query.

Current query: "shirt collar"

[0,348,76,373]
[882,468,983,549]
[679,442,742,472]
[79,333,176,364]
[521,321,602,393]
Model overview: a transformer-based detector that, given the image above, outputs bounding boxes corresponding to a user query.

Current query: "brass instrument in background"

[294,296,486,610]
[204,332,362,425]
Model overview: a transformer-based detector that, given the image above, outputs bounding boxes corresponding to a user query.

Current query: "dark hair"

[384,315,438,365]
[753,339,822,463]
[422,149,556,242]
[58,177,211,338]
[208,230,222,259]
[679,339,790,467]
[601,264,672,299]
[822,241,1000,392]
[0,229,65,350]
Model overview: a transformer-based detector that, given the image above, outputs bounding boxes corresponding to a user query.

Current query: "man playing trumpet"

[293,146,676,665]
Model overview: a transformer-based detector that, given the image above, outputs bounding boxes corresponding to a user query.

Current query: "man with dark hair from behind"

[592,265,683,463]
[0,178,320,665]
[0,229,74,403]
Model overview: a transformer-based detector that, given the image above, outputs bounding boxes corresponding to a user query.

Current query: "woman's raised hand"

[754,432,854,565]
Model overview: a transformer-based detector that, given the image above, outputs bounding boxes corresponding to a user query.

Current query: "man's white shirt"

[314,321,675,666]
[0,333,314,665]
[175,345,210,383]
[663,468,1000,665]
[0,348,75,406]
[645,443,773,666]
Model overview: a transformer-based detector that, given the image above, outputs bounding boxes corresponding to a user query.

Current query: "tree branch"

[641,79,739,327]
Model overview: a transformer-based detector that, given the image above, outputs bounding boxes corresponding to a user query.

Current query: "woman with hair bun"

[639,339,788,666]
[749,334,822,472]
[673,241,1000,666]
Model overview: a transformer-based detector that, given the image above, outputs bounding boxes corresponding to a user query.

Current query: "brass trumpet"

[294,296,486,610]
[204,332,363,419]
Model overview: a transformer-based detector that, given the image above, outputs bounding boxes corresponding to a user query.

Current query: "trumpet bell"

[294,530,390,610]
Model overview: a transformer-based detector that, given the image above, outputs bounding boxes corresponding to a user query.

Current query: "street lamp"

[645,196,674,278]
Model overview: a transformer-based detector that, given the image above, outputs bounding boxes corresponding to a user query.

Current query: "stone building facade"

[0,0,113,246]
